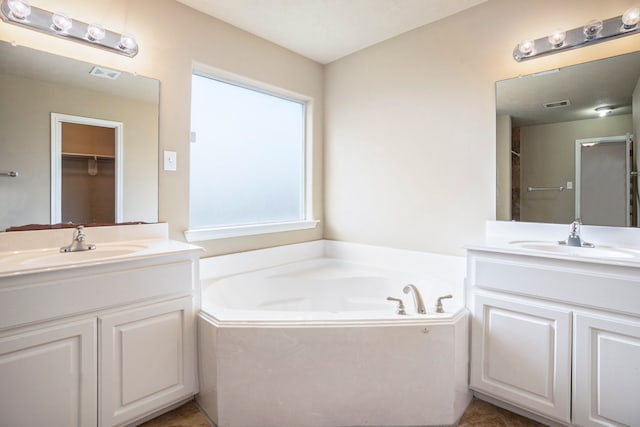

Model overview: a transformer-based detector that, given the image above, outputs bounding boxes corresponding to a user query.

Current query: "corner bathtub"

[197,241,471,427]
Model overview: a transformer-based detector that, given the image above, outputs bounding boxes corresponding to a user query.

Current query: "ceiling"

[497,51,640,127]
[175,0,487,64]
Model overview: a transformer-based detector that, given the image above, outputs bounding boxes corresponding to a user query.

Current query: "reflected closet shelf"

[62,152,115,159]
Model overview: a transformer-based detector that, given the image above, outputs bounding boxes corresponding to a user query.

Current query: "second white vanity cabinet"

[471,292,572,423]
[467,247,640,427]
[573,311,640,427]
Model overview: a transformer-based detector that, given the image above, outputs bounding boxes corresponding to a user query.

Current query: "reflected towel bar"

[1,171,18,177]
[527,186,564,192]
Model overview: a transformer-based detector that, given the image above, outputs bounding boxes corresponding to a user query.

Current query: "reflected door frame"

[575,134,631,226]
[50,113,123,224]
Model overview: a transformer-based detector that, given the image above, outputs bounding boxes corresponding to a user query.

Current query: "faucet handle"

[74,225,86,240]
[387,296,407,315]
[570,219,581,235]
[436,294,453,313]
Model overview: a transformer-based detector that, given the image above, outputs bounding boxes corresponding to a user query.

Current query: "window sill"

[184,220,319,242]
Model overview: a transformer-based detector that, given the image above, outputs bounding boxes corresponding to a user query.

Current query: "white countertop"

[467,221,640,268]
[0,224,203,278]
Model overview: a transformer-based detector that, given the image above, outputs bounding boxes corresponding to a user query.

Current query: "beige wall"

[3,1,637,255]
[519,115,633,224]
[0,73,158,230]
[496,115,512,221]
[0,0,324,255]
[324,0,639,255]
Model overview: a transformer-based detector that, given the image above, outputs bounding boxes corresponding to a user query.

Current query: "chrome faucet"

[559,219,594,248]
[60,225,96,253]
[403,284,426,314]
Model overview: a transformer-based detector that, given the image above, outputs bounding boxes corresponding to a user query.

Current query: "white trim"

[575,135,630,225]
[50,113,124,223]
[184,220,319,242]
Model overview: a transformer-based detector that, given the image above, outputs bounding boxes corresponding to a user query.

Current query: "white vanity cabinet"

[467,248,640,427]
[0,319,98,427]
[0,228,201,427]
[100,297,196,427]
[471,292,572,423]
[573,312,640,427]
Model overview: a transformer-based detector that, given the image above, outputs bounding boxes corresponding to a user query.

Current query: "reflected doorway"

[575,135,632,227]
[51,113,123,224]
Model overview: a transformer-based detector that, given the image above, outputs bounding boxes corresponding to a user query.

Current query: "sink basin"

[508,241,636,259]
[0,244,148,267]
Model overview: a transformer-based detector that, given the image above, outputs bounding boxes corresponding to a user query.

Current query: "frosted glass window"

[189,74,306,228]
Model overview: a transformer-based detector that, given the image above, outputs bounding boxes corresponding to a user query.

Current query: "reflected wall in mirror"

[0,41,159,231]
[496,51,640,227]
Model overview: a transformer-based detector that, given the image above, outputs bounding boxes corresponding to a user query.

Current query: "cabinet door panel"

[574,313,640,427]
[471,292,571,423]
[0,319,97,427]
[100,297,196,427]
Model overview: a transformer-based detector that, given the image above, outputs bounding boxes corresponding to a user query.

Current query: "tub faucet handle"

[387,296,407,315]
[436,294,453,314]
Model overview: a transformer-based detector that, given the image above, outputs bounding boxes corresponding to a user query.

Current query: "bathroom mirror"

[0,41,159,231]
[496,50,640,227]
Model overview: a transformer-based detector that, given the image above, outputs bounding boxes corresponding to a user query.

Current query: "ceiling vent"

[543,99,571,109]
[89,66,121,80]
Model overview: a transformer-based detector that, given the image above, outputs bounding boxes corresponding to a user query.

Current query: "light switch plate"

[164,150,177,171]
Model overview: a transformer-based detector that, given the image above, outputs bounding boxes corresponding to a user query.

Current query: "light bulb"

[583,19,603,39]
[7,0,31,20]
[548,29,566,47]
[118,33,137,51]
[86,23,106,42]
[595,106,615,117]
[622,7,640,29]
[51,12,72,32]
[518,39,535,56]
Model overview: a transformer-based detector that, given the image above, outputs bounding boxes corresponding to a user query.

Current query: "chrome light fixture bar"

[514,7,640,62]
[0,0,138,57]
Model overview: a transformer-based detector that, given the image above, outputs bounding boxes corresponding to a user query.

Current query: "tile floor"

[140,397,546,426]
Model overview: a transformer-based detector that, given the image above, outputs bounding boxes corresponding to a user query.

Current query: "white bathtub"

[197,240,471,427]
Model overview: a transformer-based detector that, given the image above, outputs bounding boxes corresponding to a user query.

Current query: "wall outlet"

[566,181,573,190]
[164,150,177,171]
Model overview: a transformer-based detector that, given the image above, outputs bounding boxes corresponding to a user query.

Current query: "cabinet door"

[470,292,572,423]
[0,319,97,427]
[573,312,640,427]
[99,297,196,427]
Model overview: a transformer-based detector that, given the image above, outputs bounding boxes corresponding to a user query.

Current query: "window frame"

[184,64,317,242]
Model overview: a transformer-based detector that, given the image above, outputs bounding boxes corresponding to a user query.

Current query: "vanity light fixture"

[0,0,138,57]
[514,6,640,61]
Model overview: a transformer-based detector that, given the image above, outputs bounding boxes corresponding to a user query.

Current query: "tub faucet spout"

[403,284,426,314]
